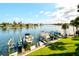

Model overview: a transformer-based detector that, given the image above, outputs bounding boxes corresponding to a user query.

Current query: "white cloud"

[44,11,51,15]
[9,0,79,24]
[31,0,79,24]
[35,0,78,24]
[35,15,39,18]
[36,19,69,24]
[45,0,79,23]
[39,10,44,14]
[13,17,21,22]
[53,0,79,8]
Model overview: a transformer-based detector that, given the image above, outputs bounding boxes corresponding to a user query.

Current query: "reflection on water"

[0,24,74,55]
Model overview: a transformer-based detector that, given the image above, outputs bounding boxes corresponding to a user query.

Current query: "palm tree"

[62,23,69,38]
[70,20,75,35]
[74,17,79,31]
[70,17,79,37]
[77,4,79,12]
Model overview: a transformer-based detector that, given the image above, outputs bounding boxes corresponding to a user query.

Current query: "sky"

[0,0,79,24]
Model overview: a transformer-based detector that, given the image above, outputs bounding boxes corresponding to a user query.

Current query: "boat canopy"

[25,33,33,42]
[17,38,22,47]
[40,31,50,39]
[50,31,60,35]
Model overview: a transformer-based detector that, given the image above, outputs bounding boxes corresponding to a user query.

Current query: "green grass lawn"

[27,37,79,56]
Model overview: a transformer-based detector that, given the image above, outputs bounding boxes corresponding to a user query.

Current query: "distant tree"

[13,21,17,25]
[18,22,23,27]
[2,22,7,27]
[12,21,17,28]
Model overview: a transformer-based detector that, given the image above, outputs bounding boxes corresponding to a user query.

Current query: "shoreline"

[17,38,61,56]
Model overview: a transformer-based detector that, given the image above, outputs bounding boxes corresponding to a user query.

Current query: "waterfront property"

[8,30,62,56]
[0,24,77,56]
[0,3,79,56]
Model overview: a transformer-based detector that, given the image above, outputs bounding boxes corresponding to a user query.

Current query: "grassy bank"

[27,37,79,56]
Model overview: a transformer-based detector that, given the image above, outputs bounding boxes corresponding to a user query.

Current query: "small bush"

[26,42,31,50]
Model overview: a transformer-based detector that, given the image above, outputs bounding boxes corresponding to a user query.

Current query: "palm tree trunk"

[64,29,67,38]
[76,26,78,31]
[73,26,75,36]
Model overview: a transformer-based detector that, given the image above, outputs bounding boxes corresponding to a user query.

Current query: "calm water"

[0,25,74,55]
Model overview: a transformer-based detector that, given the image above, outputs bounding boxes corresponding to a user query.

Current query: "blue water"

[0,25,73,55]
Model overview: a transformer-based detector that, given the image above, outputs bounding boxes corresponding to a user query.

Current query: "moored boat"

[17,38,22,53]
[40,31,50,39]
[8,38,14,49]
[40,31,50,44]
[24,33,34,43]
[8,38,15,55]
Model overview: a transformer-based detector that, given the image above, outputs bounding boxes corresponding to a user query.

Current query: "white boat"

[8,38,14,48]
[25,33,34,43]
[8,38,16,55]
[40,31,50,40]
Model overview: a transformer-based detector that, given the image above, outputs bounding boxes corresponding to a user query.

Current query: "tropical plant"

[74,17,79,31]
[70,17,79,37]
[26,42,31,50]
[62,23,69,38]
[70,20,75,35]
[76,30,79,36]
[77,4,79,12]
